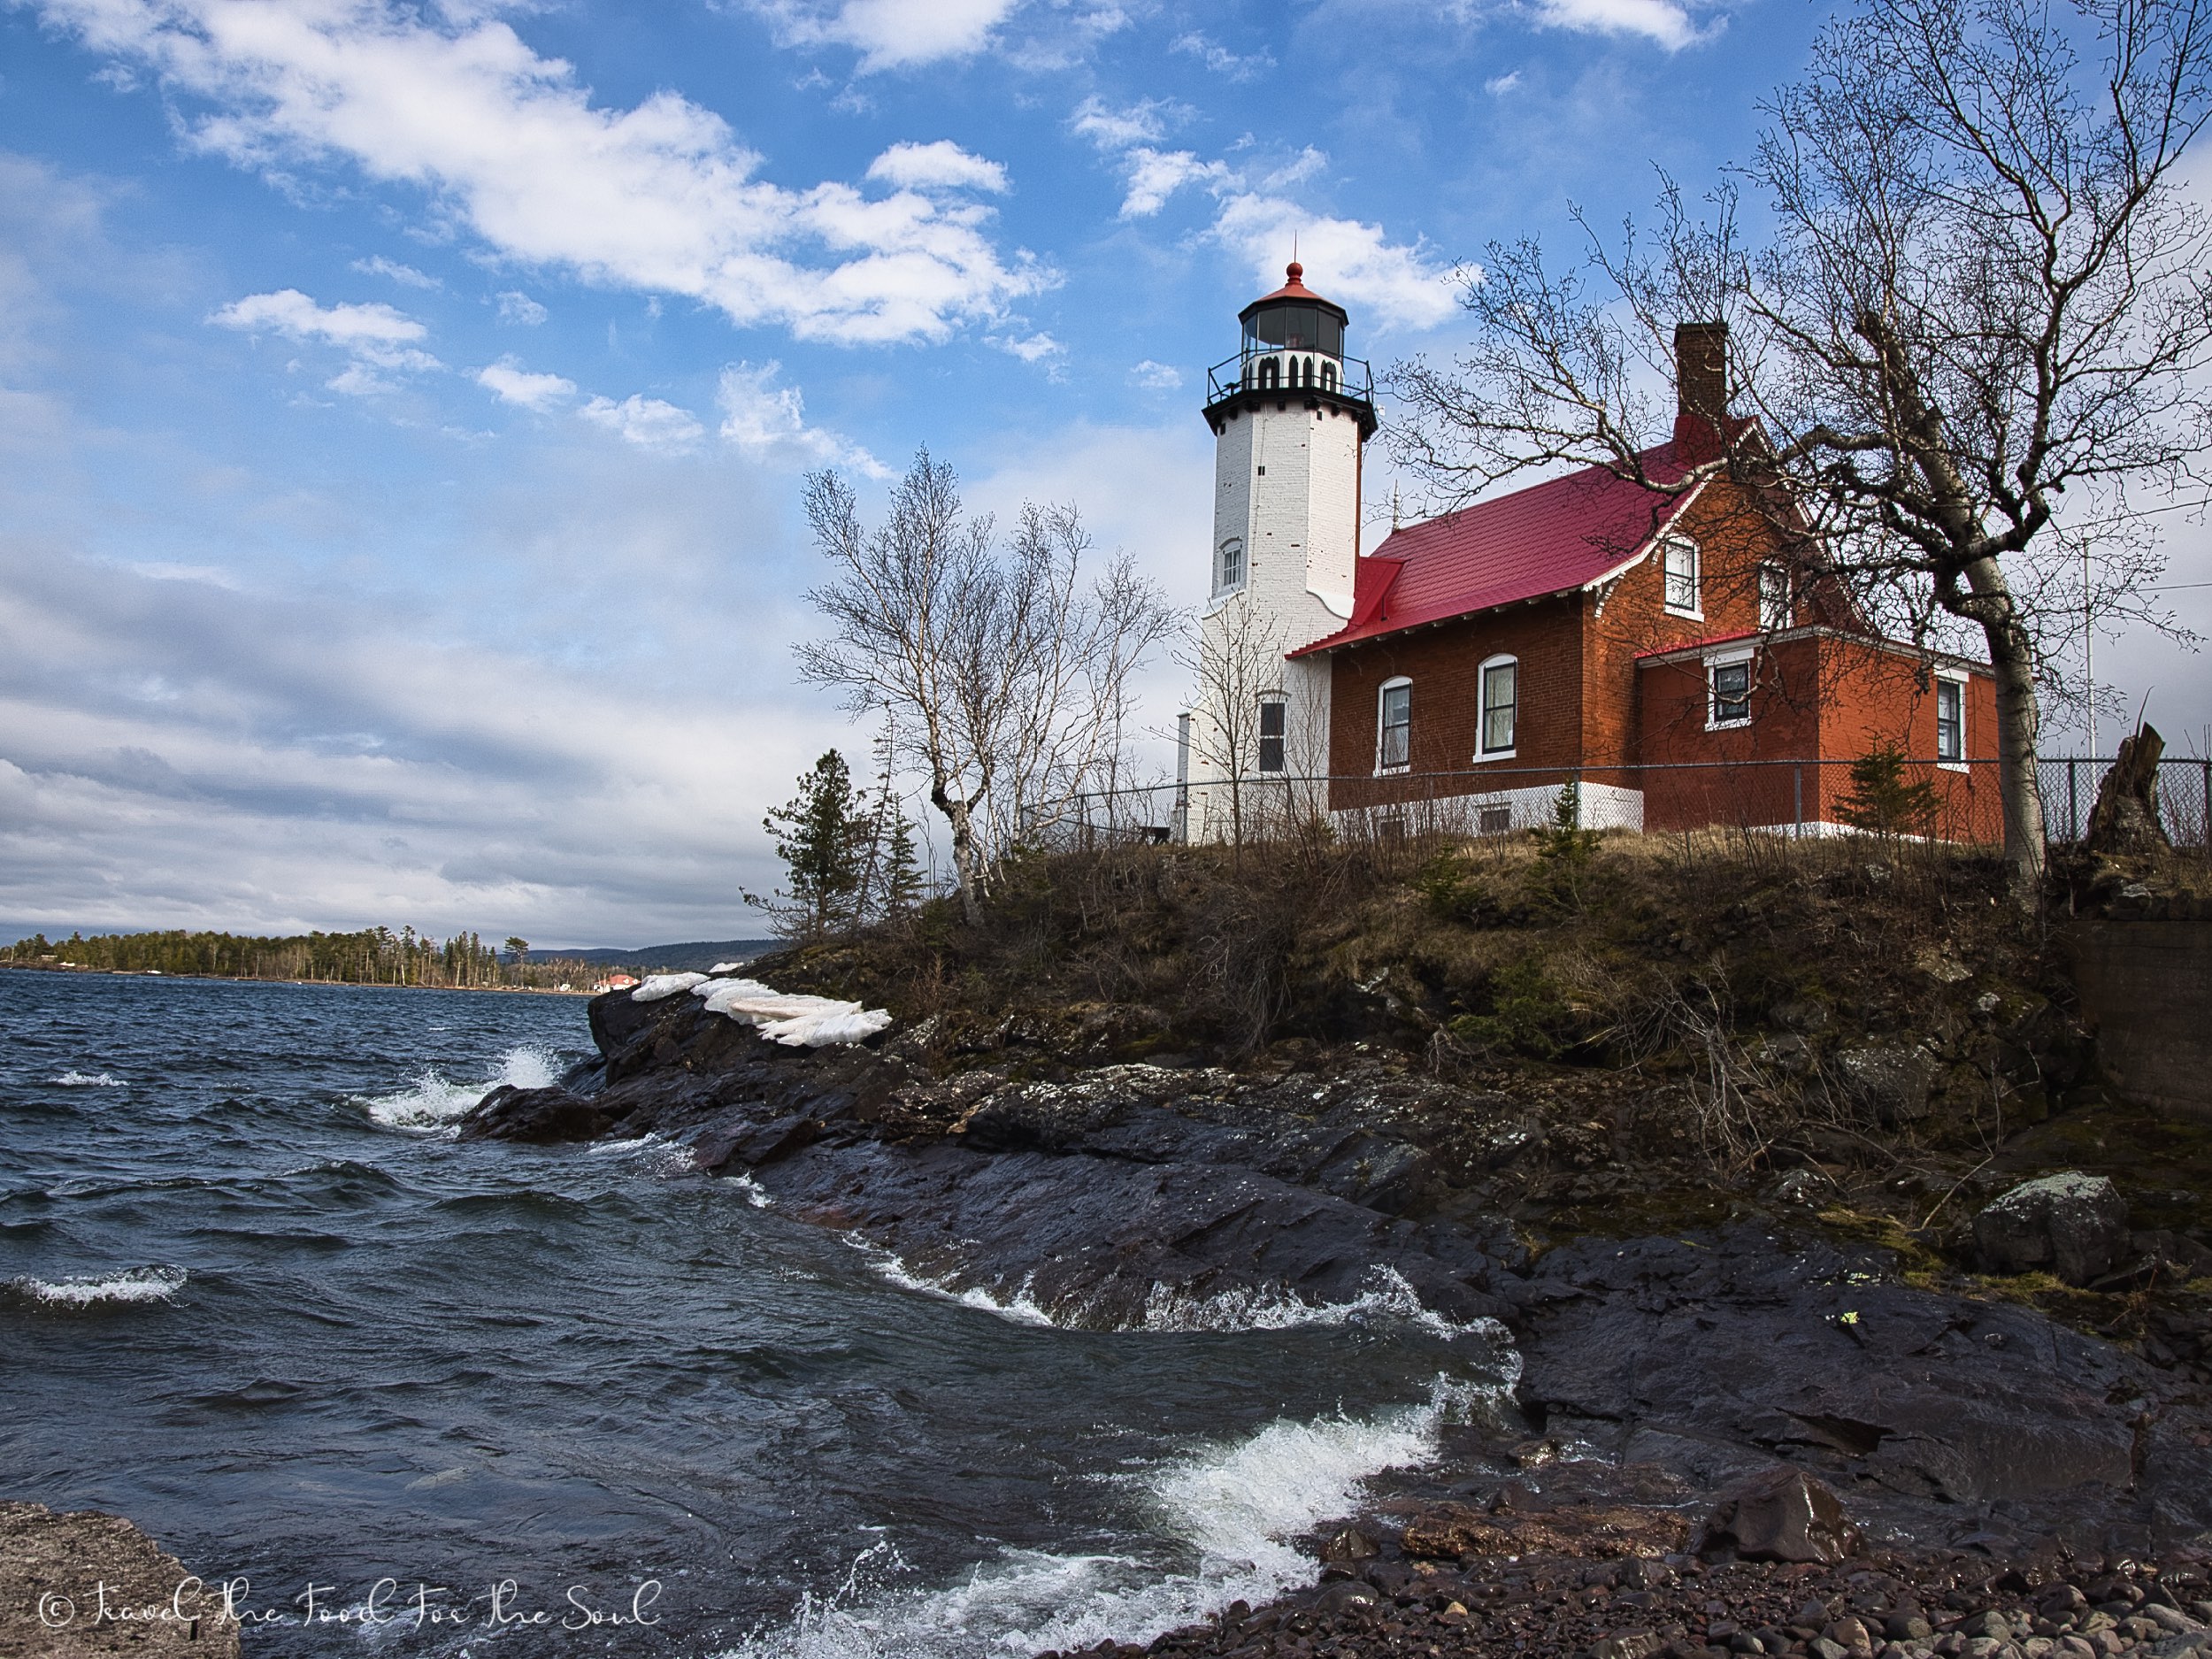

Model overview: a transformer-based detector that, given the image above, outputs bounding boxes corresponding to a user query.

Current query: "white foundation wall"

[1331,781,1647,836]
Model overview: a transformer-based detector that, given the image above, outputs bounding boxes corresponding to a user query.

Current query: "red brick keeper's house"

[1287,325,2001,841]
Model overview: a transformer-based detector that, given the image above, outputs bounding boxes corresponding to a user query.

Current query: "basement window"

[1377,677,1411,772]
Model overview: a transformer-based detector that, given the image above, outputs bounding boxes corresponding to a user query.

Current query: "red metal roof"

[1245,261,1343,314]
[1289,441,1698,657]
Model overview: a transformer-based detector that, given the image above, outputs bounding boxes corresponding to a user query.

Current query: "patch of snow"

[632,972,710,1002]
[691,978,892,1048]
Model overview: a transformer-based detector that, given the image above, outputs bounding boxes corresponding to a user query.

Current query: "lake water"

[0,972,1515,1657]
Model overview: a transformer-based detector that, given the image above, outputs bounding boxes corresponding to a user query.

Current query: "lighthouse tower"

[1180,263,1376,839]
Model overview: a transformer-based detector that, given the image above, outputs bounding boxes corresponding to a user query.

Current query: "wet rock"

[1694,1469,1860,1564]
[1973,1172,2131,1286]
[1319,1527,1380,1563]
[689,1111,819,1172]
[457,1083,618,1142]
[0,1501,241,1656]
[1836,1047,1939,1125]
[1402,1502,1690,1562]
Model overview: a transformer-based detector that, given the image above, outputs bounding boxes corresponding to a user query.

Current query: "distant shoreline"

[0,962,598,995]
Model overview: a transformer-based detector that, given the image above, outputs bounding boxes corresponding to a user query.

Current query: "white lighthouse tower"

[1179,263,1376,841]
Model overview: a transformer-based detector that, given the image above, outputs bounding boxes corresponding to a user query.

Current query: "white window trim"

[1214,536,1246,598]
[1758,562,1793,632]
[1475,652,1519,762]
[1256,691,1288,774]
[1662,534,1703,620]
[1705,647,1755,732]
[1934,670,1969,772]
[1376,675,1412,775]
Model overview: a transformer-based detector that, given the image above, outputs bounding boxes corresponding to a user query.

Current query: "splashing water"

[52,1071,125,1088]
[357,1045,560,1131]
[11,1265,188,1307]
[720,1373,1495,1659]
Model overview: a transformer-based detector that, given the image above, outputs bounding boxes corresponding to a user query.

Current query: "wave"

[52,1070,124,1087]
[356,1045,560,1132]
[720,1373,1496,1659]
[854,1238,1500,1344]
[9,1265,188,1307]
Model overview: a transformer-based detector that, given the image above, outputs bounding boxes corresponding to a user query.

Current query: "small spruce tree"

[746,750,871,941]
[1836,744,1939,839]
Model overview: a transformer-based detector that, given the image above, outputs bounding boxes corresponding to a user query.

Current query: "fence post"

[2202,758,2210,855]
[2068,758,2079,842]
[1793,764,1803,837]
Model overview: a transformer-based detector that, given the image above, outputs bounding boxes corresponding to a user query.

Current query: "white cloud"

[1129,359,1181,391]
[40,0,1048,346]
[865,139,1009,195]
[476,357,576,411]
[211,287,442,387]
[1070,109,1456,334]
[715,361,883,474]
[1070,96,1174,150]
[1534,0,1701,50]
[579,394,705,451]
[748,0,1024,71]
[1485,69,1525,94]
[1211,196,1458,333]
[1170,31,1273,81]
[495,289,548,326]
[1118,149,1231,219]
[211,288,424,349]
[988,330,1061,363]
[352,253,439,288]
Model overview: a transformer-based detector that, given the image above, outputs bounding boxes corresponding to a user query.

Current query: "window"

[1663,537,1701,616]
[1217,537,1245,594]
[1378,678,1411,772]
[1759,563,1792,631]
[1709,655,1753,727]
[1936,675,1965,766]
[1478,655,1517,757]
[1478,805,1512,836]
[1257,696,1286,772]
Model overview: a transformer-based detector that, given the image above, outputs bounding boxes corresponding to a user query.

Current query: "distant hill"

[542,939,779,972]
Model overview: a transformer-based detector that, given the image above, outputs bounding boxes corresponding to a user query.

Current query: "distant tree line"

[1,926,602,989]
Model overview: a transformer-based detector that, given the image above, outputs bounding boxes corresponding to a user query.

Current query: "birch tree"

[1390,0,2212,898]
[796,452,1176,924]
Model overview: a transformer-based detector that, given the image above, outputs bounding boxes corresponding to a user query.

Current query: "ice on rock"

[687,977,892,1047]
[631,972,710,1002]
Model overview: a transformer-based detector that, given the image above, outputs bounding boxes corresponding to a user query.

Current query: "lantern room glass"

[1243,303,1344,359]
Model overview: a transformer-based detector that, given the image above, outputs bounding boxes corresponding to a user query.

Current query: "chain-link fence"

[1041,755,2212,856]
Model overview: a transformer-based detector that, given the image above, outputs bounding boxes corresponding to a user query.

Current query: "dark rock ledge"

[460,985,2212,1653]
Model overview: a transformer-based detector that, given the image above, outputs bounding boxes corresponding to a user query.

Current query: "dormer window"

[1663,536,1701,618]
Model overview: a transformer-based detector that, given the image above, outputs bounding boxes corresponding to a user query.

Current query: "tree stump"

[2085,724,2170,857]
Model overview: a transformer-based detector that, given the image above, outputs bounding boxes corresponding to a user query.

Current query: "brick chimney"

[1673,321,1728,462]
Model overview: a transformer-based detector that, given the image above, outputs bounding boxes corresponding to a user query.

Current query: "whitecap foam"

[1141,1266,1499,1340]
[51,1071,124,1088]
[718,1373,1493,1659]
[357,1045,561,1132]
[858,1248,1057,1329]
[12,1265,187,1307]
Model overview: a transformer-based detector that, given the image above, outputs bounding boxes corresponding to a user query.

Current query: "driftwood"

[2084,724,2170,856]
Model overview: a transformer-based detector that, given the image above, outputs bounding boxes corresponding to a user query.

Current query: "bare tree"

[1391,0,2212,897]
[796,451,1176,924]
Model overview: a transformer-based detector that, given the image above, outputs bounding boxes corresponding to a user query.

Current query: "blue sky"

[2,0,2204,946]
